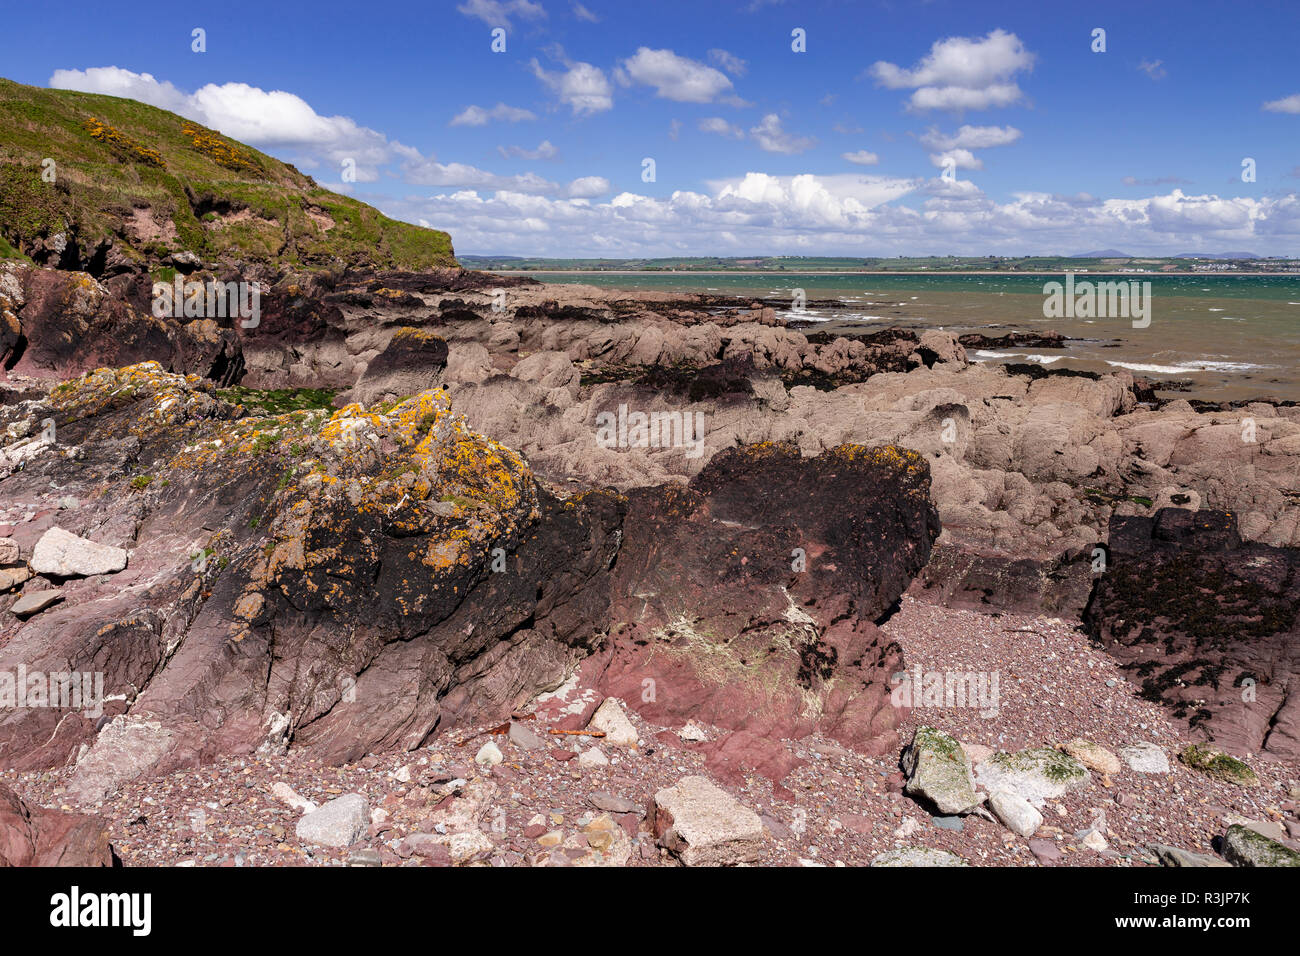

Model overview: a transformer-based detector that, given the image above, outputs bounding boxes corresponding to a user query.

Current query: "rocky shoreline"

[1,260,1297,867]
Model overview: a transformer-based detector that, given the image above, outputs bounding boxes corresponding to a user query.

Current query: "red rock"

[550,749,576,762]
[1028,838,1063,864]
[0,783,115,867]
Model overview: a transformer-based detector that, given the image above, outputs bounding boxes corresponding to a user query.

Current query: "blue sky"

[5,0,1300,256]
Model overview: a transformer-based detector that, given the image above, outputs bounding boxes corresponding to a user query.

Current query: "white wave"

[973,350,1063,365]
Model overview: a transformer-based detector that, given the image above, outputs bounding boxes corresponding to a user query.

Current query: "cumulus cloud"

[842,150,880,166]
[49,66,410,181]
[456,0,546,29]
[870,29,1035,112]
[750,114,816,154]
[530,58,613,115]
[450,102,537,126]
[930,148,982,171]
[699,117,744,139]
[565,175,610,197]
[375,176,1299,258]
[617,48,736,103]
[1263,93,1300,114]
[920,124,1021,151]
[708,48,748,76]
[572,2,599,21]
[498,139,558,160]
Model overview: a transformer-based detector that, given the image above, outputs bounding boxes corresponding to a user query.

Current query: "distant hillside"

[1173,251,1260,259]
[0,77,455,274]
[1071,249,1132,258]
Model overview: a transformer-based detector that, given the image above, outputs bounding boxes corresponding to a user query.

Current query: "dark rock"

[1083,508,1300,760]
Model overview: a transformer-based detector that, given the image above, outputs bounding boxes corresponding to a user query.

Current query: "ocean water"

[515,272,1300,403]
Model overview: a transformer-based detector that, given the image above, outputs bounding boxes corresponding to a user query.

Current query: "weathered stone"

[1061,738,1121,776]
[1179,744,1259,787]
[475,741,503,767]
[901,726,981,815]
[0,566,30,592]
[1221,825,1300,867]
[1119,742,1170,774]
[989,789,1043,837]
[30,527,127,577]
[871,847,967,867]
[295,794,369,848]
[10,589,62,618]
[507,722,547,751]
[587,698,638,748]
[1153,844,1231,868]
[976,748,1089,807]
[651,775,763,866]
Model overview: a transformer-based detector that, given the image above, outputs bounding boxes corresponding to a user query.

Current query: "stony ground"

[4,595,1297,867]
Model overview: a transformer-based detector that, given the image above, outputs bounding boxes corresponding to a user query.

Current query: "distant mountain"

[1071,249,1132,258]
[1173,251,1261,259]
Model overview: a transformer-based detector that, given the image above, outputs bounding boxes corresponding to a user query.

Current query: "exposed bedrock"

[1083,508,1300,761]
[0,364,936,800]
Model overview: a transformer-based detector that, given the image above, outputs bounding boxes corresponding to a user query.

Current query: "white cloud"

[530,58,613,115]
[49,66,408,181]
[402,160,560,193]
[1263,93,1300,114]
[572,2,599,21]
[920,124,1021,151]
[870,29,1035,112]
[708,48,748,76]
[498,139,558,160]
[699,117,744,139]
[375,176,1300,258]
[618,48,735,103]
[930,148,983,171]
[450,102,537,126]
[456,0,547,29]
[566,175,610,197]
[750,114,815,154]
[842,150,880,166]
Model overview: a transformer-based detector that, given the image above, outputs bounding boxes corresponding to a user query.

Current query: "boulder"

[975,748,1089,807]
[650,776,764,866]
[901,726,982,815]
[1178,744,1259,787]
[1060,738,1121,776]
[295,794,369,848]
[586,698,638,748]
[1119,742,1170,774]
[989,789,1043,837]
[1221,824,1300,867]
[30,527,127,577]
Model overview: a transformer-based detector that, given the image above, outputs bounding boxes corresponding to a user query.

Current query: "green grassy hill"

[0,77,455,273]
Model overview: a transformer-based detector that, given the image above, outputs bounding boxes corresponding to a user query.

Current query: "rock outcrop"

[1084,508,1300,760]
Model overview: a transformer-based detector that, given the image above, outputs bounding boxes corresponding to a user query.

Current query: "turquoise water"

[509,271,1300,402]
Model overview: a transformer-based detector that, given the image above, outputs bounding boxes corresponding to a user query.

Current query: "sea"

[508,272,1300,404]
